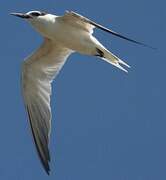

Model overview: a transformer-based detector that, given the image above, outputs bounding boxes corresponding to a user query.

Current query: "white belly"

[49,21,97,55]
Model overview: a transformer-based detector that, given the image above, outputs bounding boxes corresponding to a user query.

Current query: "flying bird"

[11,10,152,175]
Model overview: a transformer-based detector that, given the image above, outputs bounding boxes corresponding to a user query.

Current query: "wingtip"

[141,43,157,50]
[43,161,51,175]
[46,168,51,175]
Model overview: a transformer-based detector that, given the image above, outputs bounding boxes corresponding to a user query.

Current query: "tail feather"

[103,58,129,73]
[101,49,130,73]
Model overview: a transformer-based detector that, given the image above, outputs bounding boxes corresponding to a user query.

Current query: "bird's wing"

[22,38,72,174]
[61,11,153,48]
[59,11,95,33]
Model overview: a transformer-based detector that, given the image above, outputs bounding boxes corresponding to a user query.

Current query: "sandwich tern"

[11,10,152,174]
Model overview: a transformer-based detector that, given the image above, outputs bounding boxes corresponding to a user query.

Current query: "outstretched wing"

[59,11,95,33]
[22,38,72,174]
[61,11,154,49]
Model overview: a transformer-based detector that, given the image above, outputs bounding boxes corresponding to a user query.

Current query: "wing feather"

[62,11,153,48]
[22,38,72,174]
[60,11,95,33]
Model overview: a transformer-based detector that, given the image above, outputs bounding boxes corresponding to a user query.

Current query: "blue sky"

[1,0,166,179]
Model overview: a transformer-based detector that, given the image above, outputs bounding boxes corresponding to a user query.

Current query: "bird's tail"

[101,49,130,73]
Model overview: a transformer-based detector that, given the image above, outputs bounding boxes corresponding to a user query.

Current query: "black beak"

[10,12,31,19]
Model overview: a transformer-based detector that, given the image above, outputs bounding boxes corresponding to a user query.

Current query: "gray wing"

[59,11,95,33]
[22,38,72,174]
[62,11,153,48]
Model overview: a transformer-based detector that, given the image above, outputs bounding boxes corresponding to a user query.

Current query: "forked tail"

[100,49,130,73]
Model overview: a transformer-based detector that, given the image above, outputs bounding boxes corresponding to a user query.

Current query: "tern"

[11,10,152,174]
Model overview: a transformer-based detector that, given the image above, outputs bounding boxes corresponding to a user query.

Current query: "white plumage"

[11,10,148,174]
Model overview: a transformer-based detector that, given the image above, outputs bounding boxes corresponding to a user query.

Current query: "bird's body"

[11,10,149,174]
[30,13,107,56]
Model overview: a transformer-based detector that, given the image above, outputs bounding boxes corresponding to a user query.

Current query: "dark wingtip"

[45,165,51,175]
[27,107,51,176]
[143,45,157,50]
[42,158,50,175]
[109,30,156,50]
[133,41,157,50]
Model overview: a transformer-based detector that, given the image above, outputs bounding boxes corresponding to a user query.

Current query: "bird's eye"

[30,12,41,17]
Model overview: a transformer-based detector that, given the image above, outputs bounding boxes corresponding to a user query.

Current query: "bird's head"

[10,10,47,19]
[10,10,56,38]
